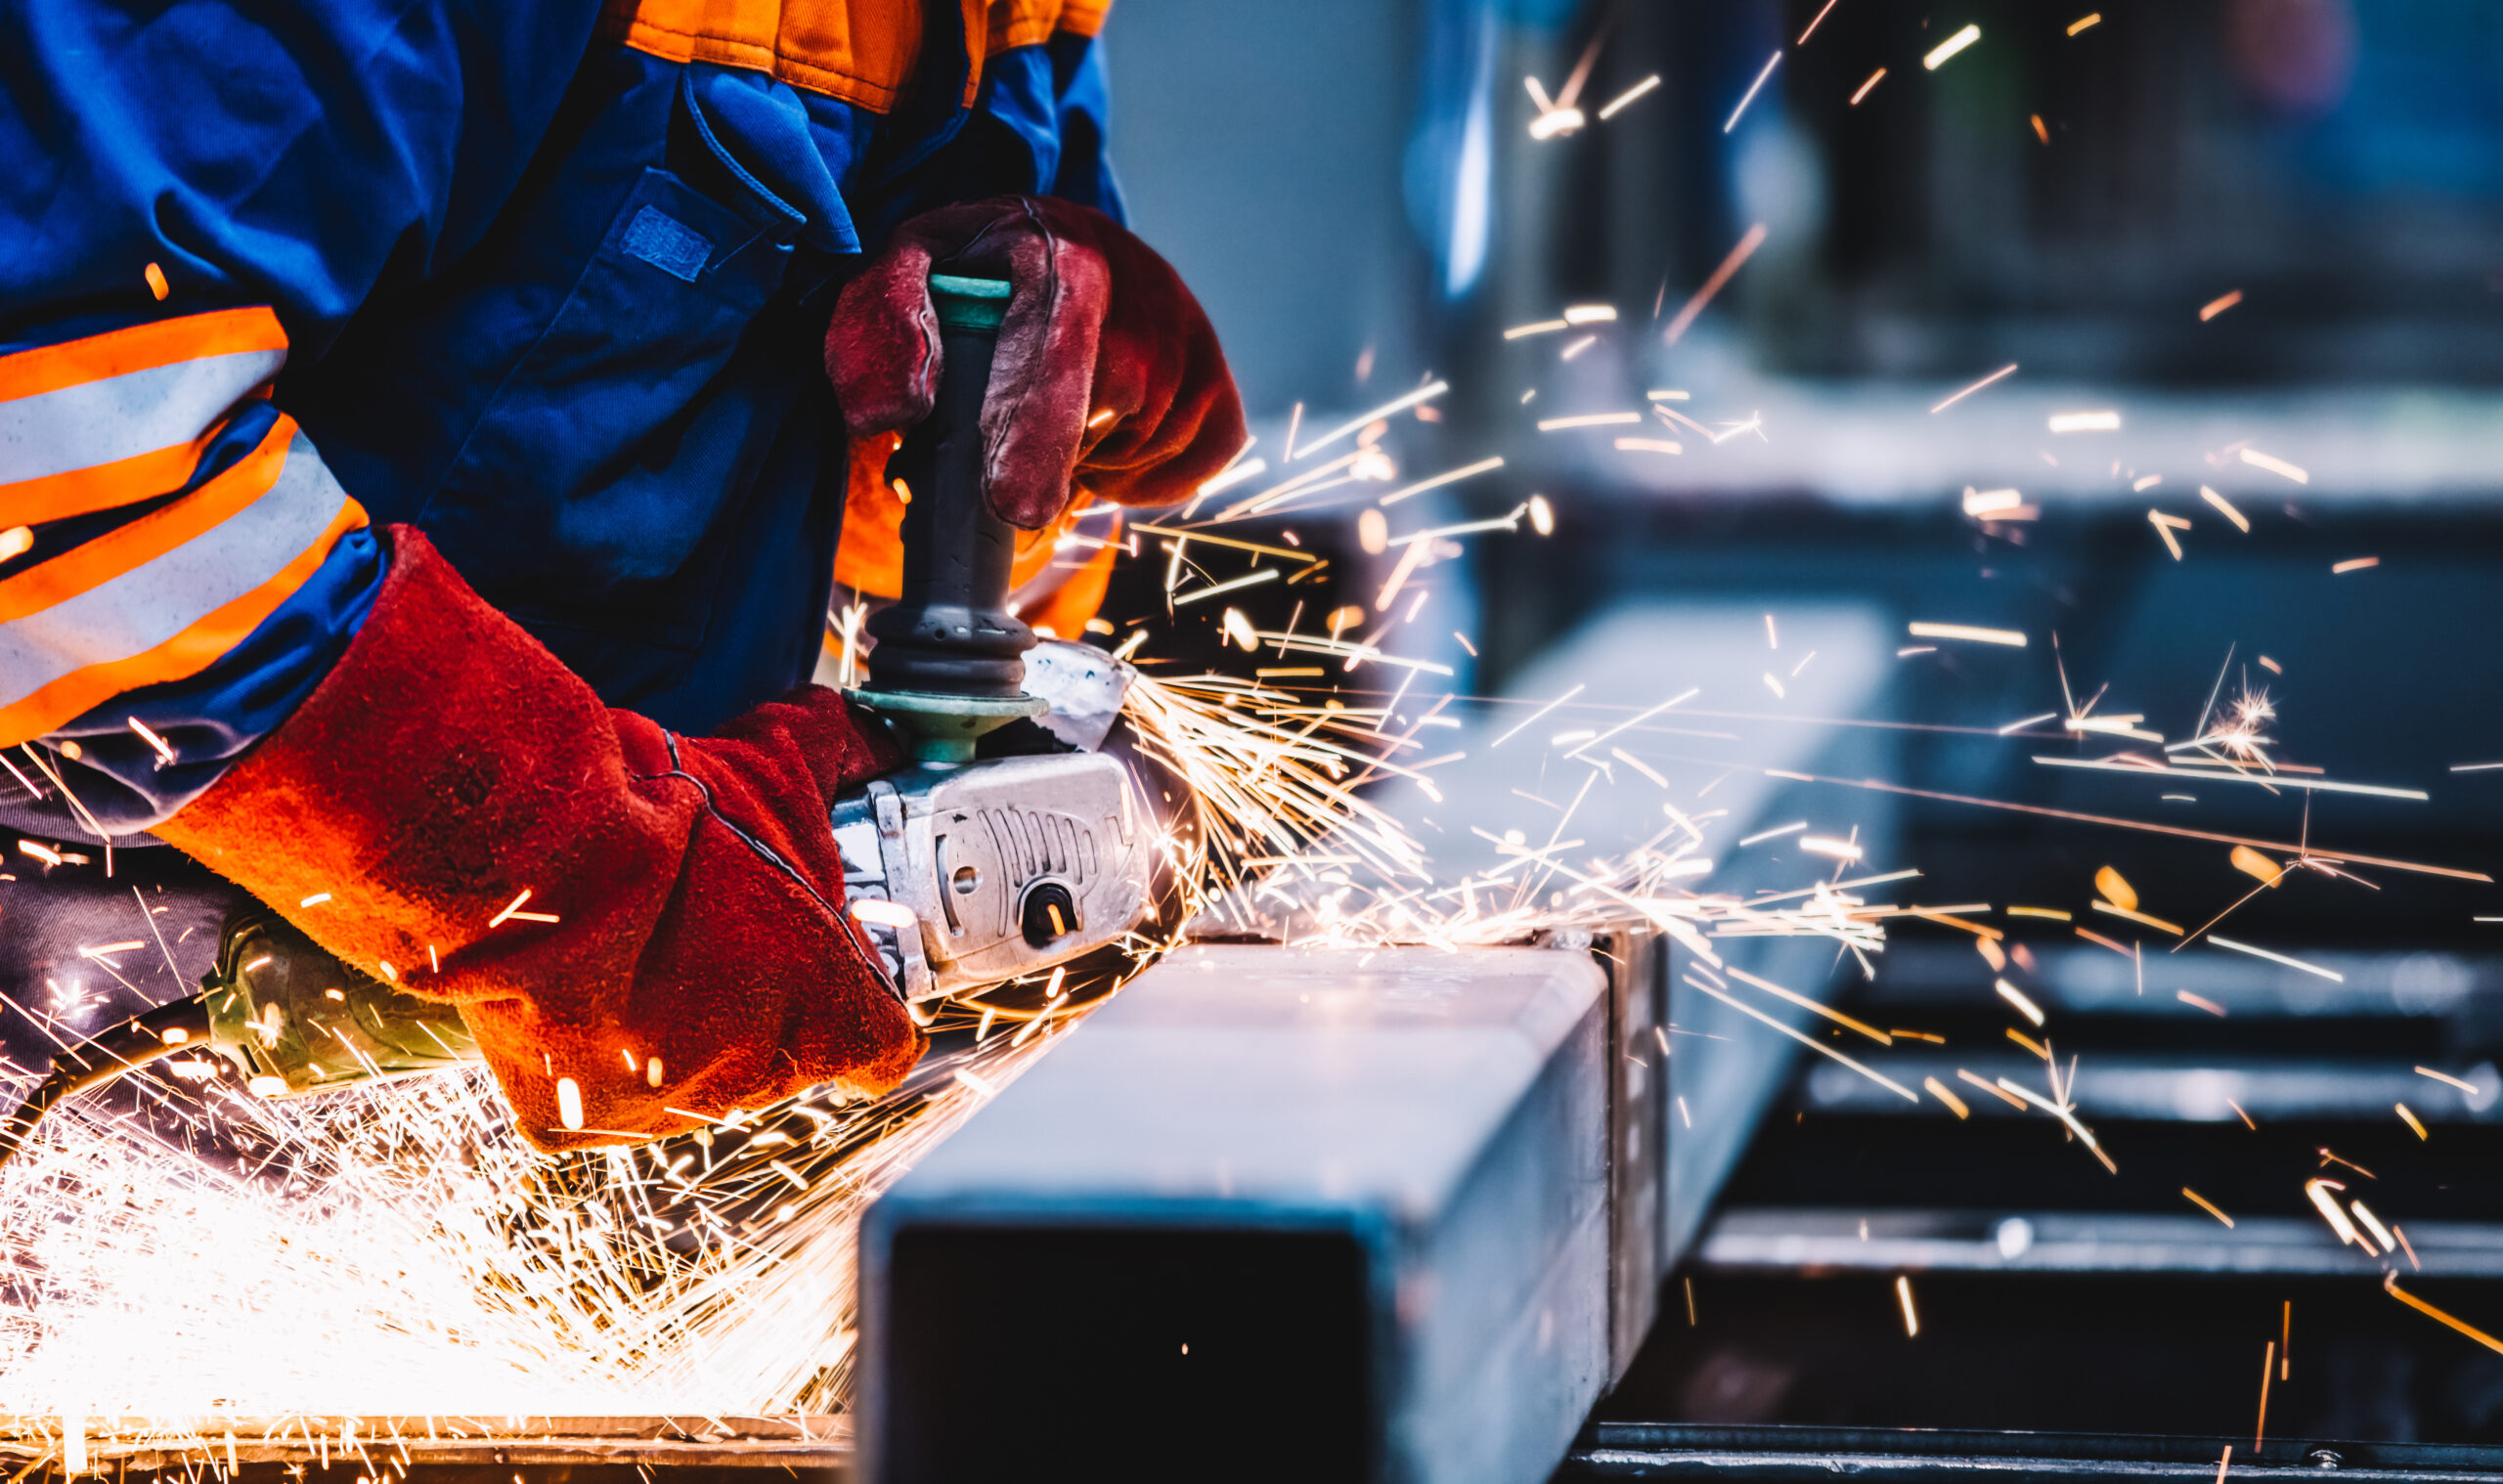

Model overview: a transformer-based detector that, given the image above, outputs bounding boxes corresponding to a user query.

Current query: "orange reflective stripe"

[0,308,285,404]
[0,417,292,625]
[0,498,367,749]
[3,437,223,527]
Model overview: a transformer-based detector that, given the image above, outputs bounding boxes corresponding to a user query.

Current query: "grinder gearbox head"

[832,750,1153,1000]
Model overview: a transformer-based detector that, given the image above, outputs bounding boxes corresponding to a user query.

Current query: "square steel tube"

[858,937,1666,1484]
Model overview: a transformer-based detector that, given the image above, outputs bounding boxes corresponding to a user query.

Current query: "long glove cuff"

[157,526,922,1149]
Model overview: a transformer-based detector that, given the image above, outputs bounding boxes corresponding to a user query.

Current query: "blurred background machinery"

[1091,0,2503,1463]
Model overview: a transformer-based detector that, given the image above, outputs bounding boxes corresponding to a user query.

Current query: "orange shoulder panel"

[601,0,1110,112]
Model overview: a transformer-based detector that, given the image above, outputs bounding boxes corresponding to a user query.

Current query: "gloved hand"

[826,195,1248,530]
[156,527,922,1151]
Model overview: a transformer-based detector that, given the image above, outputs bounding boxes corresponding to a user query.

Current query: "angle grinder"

[0,273,1153,1162]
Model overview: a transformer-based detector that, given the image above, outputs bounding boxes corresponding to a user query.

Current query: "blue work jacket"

[0,0,1118,836]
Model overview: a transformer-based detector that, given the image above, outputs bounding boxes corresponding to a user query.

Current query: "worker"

[0,0,1244,1148]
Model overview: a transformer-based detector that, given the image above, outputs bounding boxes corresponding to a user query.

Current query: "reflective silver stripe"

[0,348,286,486]
[0,435,348,709]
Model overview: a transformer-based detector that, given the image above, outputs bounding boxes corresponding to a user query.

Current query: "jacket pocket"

[417,159,800,649]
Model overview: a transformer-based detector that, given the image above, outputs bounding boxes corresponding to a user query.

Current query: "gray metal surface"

[1563,1423,2503,1482]
[1373,603,1905,1269]
[1796,1052,2503,1123]
[858,939,1656,1484]
[1697,1208,2503,1278]
[0,1417,848,1472]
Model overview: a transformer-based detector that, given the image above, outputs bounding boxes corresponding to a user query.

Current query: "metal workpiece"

[831,751,1152,1001]
[0,1417,849,1478]
[1370,602,1905,1271]
[856,936,1671,1484]
[1697,1208,2503,1278]
[1561,1423,2503,1483]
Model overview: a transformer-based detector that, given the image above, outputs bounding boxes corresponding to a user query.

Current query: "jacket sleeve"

[0,0,604,835]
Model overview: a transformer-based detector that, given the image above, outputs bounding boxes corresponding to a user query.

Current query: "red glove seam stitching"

[635,733,904,1003]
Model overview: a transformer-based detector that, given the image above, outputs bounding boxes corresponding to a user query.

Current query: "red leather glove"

[826,195,1248,530]
[155,527,922,1151]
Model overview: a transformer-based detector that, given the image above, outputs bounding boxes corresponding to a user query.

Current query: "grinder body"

[839,273,1155,998]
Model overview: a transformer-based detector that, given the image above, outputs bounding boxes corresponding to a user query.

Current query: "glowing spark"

[1964,488,2024,516]
[1798,836,1862,861]
[2396,1103,2429,1140]
[1597,75,1660,119]
[2069,13,2102,34]
[1504,319,1567,339]
[1193,457,1267,501]
[2201,486,2251,531]
[850,898,918,929]
[1536,412,1642,431]
[2048,410,2122,432]
[1924,24,1981,68]
[2200,288,2243,321]
[1723,52,1782,133]
[1995,980,2045,1027]
[2417,1066,2482,1095]
[2305,1179,2363,1245]
[1924,1078,1969,1117]
[2239,448,2308,484]
[1724,965,1891,1043]
[1896,1275,1919,1336]
[2350,1200,2397,1253]
[1931,364,2018,414]
[2209,936,2343,982]
[1850,67,1887,104]
[2177,990,2227,1017]
[1995,1077,2117,1172]
[2387,1276,2503,1355]
[1907,622,2026,647]
[1614,437,1684,455]
[2332,556,2379,574]
[1692,982,1918,1103]
[1172,568,1281,606]
[2149,510,2184,560]
[1295,382,1448,459]
[1491,685,1586,748]
[300,892,333,908]
[1664,224,1768,343]
[125,717,176,765]
[2183,1188,2234,1227]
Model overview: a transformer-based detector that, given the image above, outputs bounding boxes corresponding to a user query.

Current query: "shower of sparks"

[0,21,2490,1460]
